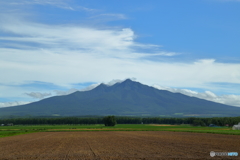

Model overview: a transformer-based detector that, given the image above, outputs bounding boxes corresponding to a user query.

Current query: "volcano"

[0,79,240,117]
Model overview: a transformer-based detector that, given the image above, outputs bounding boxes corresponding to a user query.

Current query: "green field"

[1,124,240,138]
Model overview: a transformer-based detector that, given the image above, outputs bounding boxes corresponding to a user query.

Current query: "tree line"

[0,116,240,126]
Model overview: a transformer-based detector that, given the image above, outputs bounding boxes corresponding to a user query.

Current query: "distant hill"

[1,79,240,117]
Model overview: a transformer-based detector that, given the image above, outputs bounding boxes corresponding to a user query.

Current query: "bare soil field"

[0,131,239,160]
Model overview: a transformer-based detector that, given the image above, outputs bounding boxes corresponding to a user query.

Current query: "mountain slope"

[0,79,240,117]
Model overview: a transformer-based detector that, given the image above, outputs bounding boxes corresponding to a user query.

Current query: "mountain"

[1,79,240,117]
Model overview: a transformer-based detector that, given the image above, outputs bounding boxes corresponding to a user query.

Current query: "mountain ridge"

[0,79,240,117]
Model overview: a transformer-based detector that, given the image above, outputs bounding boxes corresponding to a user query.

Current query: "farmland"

[1,131,240,159]
[1,124,240,159]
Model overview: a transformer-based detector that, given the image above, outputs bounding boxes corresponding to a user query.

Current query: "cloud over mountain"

[25,92,52,99]
[153,85,240,107]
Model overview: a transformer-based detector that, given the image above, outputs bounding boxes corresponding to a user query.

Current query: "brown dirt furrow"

[0,131,240,160]
[0,132,60,159]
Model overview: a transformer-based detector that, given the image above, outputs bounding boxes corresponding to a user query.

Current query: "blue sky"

[0,0,240,107]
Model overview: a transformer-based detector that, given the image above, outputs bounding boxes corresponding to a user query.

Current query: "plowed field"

[0,131,239,159]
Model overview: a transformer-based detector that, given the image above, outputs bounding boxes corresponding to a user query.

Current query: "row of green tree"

[0,116,240,126]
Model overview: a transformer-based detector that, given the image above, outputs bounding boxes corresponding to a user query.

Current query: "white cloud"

[0,15,185,87]
[195,59,216,64]
[0,0,99,19]
[0,0,76,11]
[0,101,31,108]
[25,92,52,99]
[54,88,79,96]
[102,78,137,86]
[90,14,127,20]
[153,85,240,107]
[156,52,179,56]
[0,17,147,58]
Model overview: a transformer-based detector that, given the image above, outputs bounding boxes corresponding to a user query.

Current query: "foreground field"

[0,131,239,159]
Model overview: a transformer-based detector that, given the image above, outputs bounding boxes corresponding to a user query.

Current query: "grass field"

[1,124,240,138]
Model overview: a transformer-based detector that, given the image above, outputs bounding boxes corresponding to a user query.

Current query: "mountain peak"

[94,83,108,90]
[110,78,143,91]
[123,78,134,82]
[122,78,141,85]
